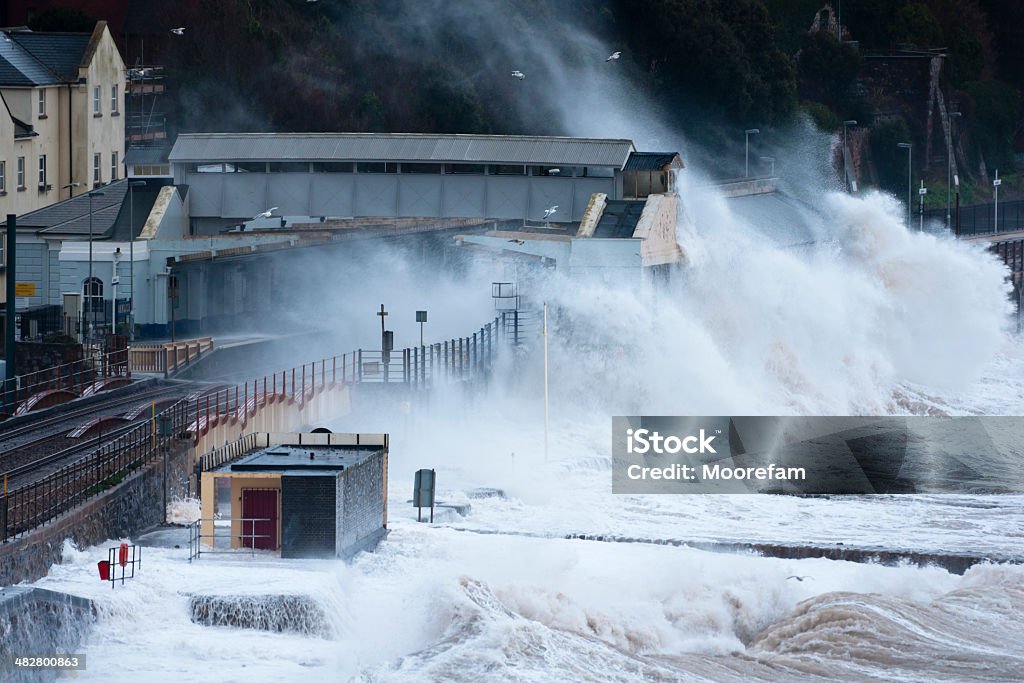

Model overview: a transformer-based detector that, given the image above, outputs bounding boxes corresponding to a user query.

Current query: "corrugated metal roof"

[169,133,636,168]
[624,152,682,171]
[18,180,129,237]
[125,147,170,165]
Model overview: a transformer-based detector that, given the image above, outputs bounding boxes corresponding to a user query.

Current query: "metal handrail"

[188,517,273,561]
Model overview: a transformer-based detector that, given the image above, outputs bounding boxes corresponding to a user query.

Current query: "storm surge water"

[532,178,1016,420]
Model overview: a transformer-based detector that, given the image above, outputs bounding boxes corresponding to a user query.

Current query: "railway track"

[0,382,234,490]
[0,386,185,460]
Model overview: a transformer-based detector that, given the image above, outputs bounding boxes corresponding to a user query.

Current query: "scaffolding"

[125,65,168,147]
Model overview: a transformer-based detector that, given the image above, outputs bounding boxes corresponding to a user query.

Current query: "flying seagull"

[786,575,814,582]
[253,207,279,220]
[606,51,621,62]
[171,27,186,35]
[511,70,525,80]
[542,205,558,220]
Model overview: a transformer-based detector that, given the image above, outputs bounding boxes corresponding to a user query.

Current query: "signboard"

[413,468,436,522]
[14,282,35,297]
[415,310,428,323]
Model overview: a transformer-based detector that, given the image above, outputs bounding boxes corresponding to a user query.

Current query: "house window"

[0,161,5,192]
[83,277,104,317]
[111,151,118,180]
[17,157,25,189]
[38,89,46,117]
[93,153,101,184]
[93,86,101,115]
[38,155,47,187]
[110,84,118,113]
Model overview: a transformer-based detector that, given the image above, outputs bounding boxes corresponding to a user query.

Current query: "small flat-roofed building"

[199,432,388,559]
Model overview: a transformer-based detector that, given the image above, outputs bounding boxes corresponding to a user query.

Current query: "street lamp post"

[993,169,1002,233]
[843,120,857,192]
[128,181,146,341]
[87,191,105,345]
[61,183,82,338]
[897,143,912,227]
[759,156,775,176]
[947,111,962,231]
[744,129,759,178]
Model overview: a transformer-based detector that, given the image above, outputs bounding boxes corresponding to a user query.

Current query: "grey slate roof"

[0,34,63,86]
[0,29,94,86]
[170,133,636,168]
[17,180,129,237]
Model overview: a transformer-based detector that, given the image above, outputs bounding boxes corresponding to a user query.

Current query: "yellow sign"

[15,282,35,297]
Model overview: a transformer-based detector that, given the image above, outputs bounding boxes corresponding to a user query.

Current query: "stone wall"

[14,341,83,376]
[0,587,95,683]
[339,450,388,558]
[0,440,193,586]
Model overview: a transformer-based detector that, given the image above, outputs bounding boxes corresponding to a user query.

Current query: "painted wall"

[181,171,615,226]
[0,24,125,217]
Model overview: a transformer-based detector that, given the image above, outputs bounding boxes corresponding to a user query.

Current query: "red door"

[241,489,279,550]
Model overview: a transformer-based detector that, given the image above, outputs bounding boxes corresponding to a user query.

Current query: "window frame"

[110,84,118,113]
[93,85,101,115]
[16,157,25,189]
[38,154,47,187]
[0,160,5,192]
[93,153,102,184]
[38,88,46,117]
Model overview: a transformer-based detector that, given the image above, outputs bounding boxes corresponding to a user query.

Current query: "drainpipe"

[67,83,73,197]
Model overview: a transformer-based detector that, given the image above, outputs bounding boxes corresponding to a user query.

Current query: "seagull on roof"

[171,27,186,36]
[542,205,558,220]
[511,70,525,80]
[786,575,814,582]
[253,207,278,220]
[606,51,621,62]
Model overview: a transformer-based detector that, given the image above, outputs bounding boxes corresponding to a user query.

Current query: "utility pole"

[543,302,549,463]
[897,143,912,227]
[4,215,16,414]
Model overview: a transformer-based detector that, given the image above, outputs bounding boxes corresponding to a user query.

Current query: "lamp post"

[61,183,82,339]
[415,310,427,346]
[946,111,962,231]
[842,120,857,192]
[87,191,105,345]
[897,143,912,227]
[744,128,759,178]
[759,156,775,176]
[128,180,146,341]
[993,169,1002,234]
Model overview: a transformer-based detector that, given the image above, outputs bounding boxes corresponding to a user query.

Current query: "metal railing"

[187,517,273,561]
[927,199,1024,236]
[1,397,193,541]
[128,337,215,376]
[1,348,131,418]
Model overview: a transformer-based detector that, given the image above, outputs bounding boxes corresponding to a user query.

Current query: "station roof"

[169,133,636,168]
[624,152,683,171]
[228,444,382,472]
